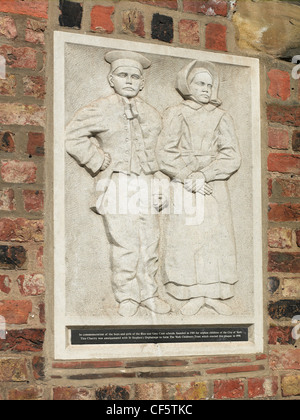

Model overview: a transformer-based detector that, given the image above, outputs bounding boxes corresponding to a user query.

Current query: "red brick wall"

[0,0,299,400]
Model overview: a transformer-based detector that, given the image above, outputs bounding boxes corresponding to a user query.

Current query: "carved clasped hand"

[185,172,213,195]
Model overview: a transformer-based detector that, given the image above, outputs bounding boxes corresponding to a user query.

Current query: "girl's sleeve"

[157,107,200,182]
[201,113,241,183]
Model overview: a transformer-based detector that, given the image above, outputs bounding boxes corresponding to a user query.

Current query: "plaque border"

[53,31,263,360]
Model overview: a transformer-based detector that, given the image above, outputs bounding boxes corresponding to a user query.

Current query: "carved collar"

[183,100,216,112]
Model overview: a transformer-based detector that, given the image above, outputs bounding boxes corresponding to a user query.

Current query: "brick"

[0,103,45,126]
[167,382,208,400]
[267,105,300,127]
[52,360,123,369]
[8,387,43,400]
[273,178,300,198]
[183,0,228,16]
[91,6,114,34]
[0,189,16,211]
[270,349,300,371]
[205,23,227,51]
[282,277,300,298]
[0,45,37,70]
[126,359,187,368]
[179,20,200,45]
[152,13,174,43]
[32,356,45,380]
[53,387,94,401]
[268,300,300,320]
[0,329,44,352]
[268,178,273,197]
[23,190,44,212]
[0,132,15,153]
[268,276,280,295]
[248,377,278,398]
[0,300,32,324]
[0,16,17,40]
[0,218,44,242]
[268,227,292,249]
[268,203,300,222]
[214,379,244,399]
[25,19,46,45]
[268,69,291,101]
[135,383,163,400]
[0,358,28,382]
[122,10,145,38]
[0,275,11,294]
[192,355,252,364]
[135,0,177,9]
[137,370,201,379]
[0,245,27,269]
[17,274,45,296]
[268,127,289,150]
[0,75,17,96]
[36,246,43,269]
[38,302,45,324]
[268,252,300,273]
[268,153,300,174]
[27,132,45,157]
[206,365,264,375]
[0,0,48,19]
[96,385,131,401]
[281,375,300,397]
[1,161,38,184]
[23,76,46,100]
[268,326,295,345]
[292,130,300,152]
[59,0,83,29]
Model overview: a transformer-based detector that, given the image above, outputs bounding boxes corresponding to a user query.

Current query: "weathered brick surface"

[0,0,48,19]
[268,127,289,150]
[0,245,27,269]
[214,379,245,399]
[268,69,291,101]
[179,20,200,45]
[0,45,37,70]
[0,104,45,127]
[205,23,227,51]
[23,190,44,212]
[1,161,38,184]
[91,5,114,34]
[268,203,300,222]
[53,387,94,401]
[0,300,32,324]
[122,10,145,38]
[183,0,228,16]
[0,329,45,352]
[281,375,300,397]
[0,358,28,382]
[268,153,300,175]
[0,16,18,40]
[267,105,300,127]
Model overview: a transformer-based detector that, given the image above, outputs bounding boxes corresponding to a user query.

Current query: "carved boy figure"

[65,50,170,317]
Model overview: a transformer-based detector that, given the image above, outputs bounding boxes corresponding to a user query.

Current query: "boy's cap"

[105,50,151,73]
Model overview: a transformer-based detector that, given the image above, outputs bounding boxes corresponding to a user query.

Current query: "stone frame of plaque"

[53,32,263,360]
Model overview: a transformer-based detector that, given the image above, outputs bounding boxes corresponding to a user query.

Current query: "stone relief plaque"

[53,32,263,360]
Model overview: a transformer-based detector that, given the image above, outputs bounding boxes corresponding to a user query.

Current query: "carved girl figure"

[157,61,241,316]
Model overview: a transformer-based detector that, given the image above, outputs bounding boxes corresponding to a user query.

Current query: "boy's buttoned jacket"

[65,93,161,177]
